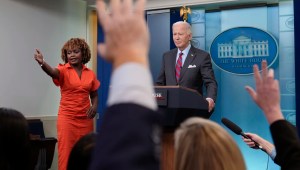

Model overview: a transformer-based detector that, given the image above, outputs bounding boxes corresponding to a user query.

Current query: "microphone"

[221,117,263,149]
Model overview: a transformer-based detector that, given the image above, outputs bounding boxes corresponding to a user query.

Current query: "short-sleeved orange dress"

[53,63,100,170]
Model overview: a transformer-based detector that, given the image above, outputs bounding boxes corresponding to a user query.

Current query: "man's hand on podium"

[206,98,215,112]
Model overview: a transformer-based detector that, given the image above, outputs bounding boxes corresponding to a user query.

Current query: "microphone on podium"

[221,117,263,149]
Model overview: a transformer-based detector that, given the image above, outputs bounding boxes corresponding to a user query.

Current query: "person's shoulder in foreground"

[270,120,300,169]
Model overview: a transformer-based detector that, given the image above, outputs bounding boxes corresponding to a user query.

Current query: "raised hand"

[245,60,283,124]
[34,49,44,65]
[96,0,150,69]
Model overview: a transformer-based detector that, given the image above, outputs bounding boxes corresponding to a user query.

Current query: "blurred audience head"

[67,132,97,170]
[174,117,246,170]
[0,107,30,170]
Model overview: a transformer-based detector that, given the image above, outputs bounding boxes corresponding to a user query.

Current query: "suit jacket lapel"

[168,49,178,83]
[180,46,196,79]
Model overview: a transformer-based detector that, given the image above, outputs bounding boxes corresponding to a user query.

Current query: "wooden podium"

[154,86,210,170]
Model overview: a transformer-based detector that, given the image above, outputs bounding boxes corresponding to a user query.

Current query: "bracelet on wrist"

[40,59,45,67]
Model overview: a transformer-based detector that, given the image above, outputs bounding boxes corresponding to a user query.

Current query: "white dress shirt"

[107,63,157,111]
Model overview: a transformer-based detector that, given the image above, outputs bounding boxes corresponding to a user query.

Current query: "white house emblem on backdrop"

[210,27,278,75]
[217,36,269,58]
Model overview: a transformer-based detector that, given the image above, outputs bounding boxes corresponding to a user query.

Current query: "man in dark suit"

[156,21,217,112]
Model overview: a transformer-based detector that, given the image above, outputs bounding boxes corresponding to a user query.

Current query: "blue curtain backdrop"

[147,10,170,81]
[294,0,300,136]
[170,9,182,50]
[96,22,112,131]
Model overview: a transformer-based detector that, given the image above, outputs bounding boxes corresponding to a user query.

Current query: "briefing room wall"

[0,0,88,117]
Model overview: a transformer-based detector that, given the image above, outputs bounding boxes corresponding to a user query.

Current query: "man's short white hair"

[172,21,192,34]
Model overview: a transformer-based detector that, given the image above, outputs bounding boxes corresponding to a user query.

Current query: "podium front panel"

[154,86,211,127]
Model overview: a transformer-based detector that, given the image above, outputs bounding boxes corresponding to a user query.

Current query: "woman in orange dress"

[34,38,100,170]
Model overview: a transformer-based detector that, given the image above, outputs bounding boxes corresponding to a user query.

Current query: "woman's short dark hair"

[61,38,91,64]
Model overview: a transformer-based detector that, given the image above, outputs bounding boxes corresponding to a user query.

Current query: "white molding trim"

[147,9,170,14]
[84,0,278,10]
[26,115,57,120]
[145,0,237,10]
[85,0,238,10]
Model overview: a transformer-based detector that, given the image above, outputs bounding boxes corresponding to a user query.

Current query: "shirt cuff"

[206,98,214,103]
[107,63,157,111]
[270,148,277,160]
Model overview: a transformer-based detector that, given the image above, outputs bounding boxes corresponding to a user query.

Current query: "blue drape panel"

[96,22,112,131]
[294,0,300,134]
